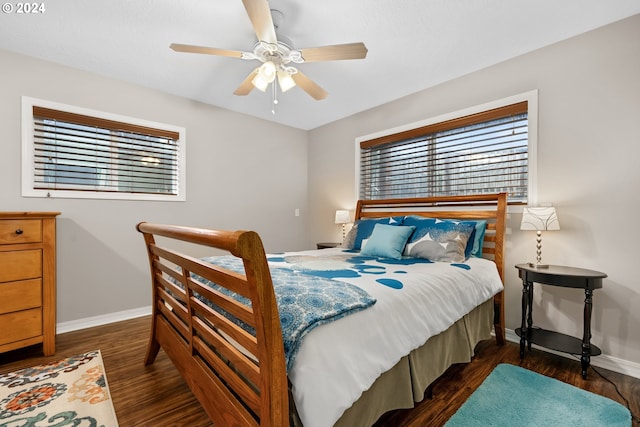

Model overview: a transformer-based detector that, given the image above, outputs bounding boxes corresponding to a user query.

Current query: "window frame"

[355,90,538,205]
[21,97,187,201]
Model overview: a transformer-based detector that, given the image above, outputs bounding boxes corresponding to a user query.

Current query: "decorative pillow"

[345,216,404,250]
[341,223,358,249]
[402,216,475,262]
[467,220,487,258]
[441,219,487,258]
[360,224,416,259]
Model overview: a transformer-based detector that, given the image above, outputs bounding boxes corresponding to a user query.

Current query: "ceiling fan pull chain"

[271,80,278,115]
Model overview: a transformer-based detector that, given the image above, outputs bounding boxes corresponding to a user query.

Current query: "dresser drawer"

[0,308,42,346]
[0,219,42,245]
[0,250,42,283]
[0,279,42,315]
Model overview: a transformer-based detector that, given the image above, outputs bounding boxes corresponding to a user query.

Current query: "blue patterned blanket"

[199,256,376,371]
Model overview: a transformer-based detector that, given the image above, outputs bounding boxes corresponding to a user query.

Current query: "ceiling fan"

[170,0,368,104]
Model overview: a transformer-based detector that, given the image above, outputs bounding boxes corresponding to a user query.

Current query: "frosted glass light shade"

[277,70,296,92]
[252,73,270,91]
[252,61,277,92]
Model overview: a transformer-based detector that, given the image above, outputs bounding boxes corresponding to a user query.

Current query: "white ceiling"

[2,1,639,130]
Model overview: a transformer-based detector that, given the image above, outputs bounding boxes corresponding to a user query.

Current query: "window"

[22,97,186,201]
[358,93,537,203]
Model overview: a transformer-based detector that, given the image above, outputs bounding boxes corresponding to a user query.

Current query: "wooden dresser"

[0,212,60,356]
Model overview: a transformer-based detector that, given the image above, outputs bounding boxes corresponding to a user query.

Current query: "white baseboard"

[56,306,152,334]
[505,329,640,380]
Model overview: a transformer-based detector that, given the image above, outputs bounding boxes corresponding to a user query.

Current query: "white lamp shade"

[260,61,276,80]
[252,61,277,91]
[252,73,270,92]
[520,207,560,231]
[334,210,351,224]
[277,70,296,92]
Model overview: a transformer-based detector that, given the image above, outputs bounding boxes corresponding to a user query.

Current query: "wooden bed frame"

[137,192,507,427]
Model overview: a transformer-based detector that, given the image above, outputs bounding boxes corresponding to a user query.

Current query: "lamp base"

[528,262,549,269]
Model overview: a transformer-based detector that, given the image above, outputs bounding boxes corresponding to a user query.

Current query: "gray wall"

[308,15,640,370]
[1,49,310,324]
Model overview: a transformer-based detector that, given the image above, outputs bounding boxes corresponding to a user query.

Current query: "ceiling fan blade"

[242,0,277,45]
[233,68,259,96]
[291,71,328,100]
[299,42,368,62]
[170,43,246,58]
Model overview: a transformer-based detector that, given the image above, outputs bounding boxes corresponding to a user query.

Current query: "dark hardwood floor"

[1,316,638,426]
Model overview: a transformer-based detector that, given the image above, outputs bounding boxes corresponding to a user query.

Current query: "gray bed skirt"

[290,298,495,427]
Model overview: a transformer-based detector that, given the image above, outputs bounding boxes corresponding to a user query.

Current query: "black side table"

[316,242,340,249]
[514,264,606,379]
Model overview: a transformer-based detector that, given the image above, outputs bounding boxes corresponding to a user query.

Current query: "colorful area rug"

[0,350,119,426]
[445,363,631,427]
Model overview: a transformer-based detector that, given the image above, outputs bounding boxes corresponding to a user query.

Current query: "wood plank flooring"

[1,316,638,426]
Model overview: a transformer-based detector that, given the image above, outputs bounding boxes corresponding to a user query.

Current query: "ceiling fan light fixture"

[261,61,277,79]
[251,73,269,92]
[252,61,277,91]
[170,0,367,106]
[277,69,296,92]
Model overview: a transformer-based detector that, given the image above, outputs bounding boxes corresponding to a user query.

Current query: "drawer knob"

[15,229,23,235]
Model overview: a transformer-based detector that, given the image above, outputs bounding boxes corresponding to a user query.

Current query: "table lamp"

[335,210,351,242]
[520,206,560,268]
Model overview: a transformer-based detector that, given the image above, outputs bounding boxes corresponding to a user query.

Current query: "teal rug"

[445,363,631,426]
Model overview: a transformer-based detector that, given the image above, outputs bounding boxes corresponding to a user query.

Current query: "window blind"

[32,106,180,196]
[360,102,528,202]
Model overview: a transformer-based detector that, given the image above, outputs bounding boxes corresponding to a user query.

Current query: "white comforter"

[267,248,504,427]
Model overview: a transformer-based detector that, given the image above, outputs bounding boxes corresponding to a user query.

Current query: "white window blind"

[360,102,528,202]
[23,100,185,201]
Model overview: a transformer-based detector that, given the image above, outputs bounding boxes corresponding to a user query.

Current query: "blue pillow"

[349,216,404,250]
[402,216,475,262]
[467,220,487,258]
[360,224,416,259]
